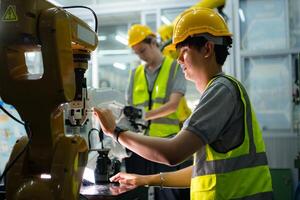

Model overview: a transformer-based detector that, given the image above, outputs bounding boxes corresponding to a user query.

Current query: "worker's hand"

[94,108,116,137]
[110,172,148,187]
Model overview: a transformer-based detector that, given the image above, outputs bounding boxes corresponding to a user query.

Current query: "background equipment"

[122,106,147,132]
[0,0,98,199]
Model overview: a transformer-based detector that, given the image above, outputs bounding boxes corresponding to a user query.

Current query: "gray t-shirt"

[126,58,186,104]
[183,76,244,153]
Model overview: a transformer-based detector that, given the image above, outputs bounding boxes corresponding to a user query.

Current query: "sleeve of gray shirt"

[171,64,186,95]
[182,79,236,144]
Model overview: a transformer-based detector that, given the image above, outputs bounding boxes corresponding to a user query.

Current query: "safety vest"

[191,75,273,200]
[130,57,182,137]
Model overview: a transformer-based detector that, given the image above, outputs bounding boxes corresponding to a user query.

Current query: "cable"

[0,102,32,184]
[62,6,98,33]
[88,128,103,149]
[0,104,24,125]
[295,181,300,200]
[0,122,32,184]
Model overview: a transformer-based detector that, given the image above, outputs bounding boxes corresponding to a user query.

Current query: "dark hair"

[176,36,232,65]
[142,35,159,47]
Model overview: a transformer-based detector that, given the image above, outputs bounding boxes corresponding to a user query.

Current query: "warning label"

[2,5,18,21]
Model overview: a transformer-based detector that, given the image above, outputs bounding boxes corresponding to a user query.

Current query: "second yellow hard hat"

[127,24,156,47]
[158,24,173,43]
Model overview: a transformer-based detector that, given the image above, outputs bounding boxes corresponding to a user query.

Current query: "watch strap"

[113,126,127,143]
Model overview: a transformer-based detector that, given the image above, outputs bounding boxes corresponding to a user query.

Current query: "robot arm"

[0,0,98,199]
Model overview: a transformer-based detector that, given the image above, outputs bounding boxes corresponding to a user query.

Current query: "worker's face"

[176,46,200,81]
[177,42,213,82]
[132,42,155,63]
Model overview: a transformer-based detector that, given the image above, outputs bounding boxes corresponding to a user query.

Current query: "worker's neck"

[195,62,222,94]
[147,53,163,71]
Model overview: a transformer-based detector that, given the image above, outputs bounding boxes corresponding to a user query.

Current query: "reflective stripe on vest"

[132,57,180,137]
[191,75,273,200]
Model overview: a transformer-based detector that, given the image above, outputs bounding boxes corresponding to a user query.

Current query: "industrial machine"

[122,106,147,132]
[0,0,98,199]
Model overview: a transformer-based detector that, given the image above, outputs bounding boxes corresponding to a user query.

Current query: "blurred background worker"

[125,24,191,200]
[96,7,273,200]
[158,24,178,59]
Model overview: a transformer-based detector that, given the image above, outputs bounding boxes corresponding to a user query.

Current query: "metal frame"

[234,0,296,132]
[141,10,158,31]
[233,0,241,80]
[70,0,198,18]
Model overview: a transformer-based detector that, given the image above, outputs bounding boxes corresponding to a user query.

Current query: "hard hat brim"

[164,43,176,52]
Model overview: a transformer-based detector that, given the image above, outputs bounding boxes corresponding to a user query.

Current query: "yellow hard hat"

[127,24,156,47]
[168,7,232,50]
[191,0,225,9]
[158,24,173,43]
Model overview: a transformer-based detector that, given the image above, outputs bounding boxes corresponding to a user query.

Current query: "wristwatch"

[113,126,127,143]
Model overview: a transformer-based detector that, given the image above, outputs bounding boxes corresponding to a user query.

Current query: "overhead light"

[98,35,107,41]
[99,49,131,56]
[161,16,171,25]
[239,8,245,22]
[40,174,51,179]
[113,62,127,70]
[115,35,128,46]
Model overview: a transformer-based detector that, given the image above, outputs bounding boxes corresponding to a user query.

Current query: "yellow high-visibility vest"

[191,75,273,200]
[131,57,187,137]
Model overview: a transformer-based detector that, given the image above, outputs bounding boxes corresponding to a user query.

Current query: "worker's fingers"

[96,108,115,123]
[119,179,136,186]
[94,108,116,135]
[110,172,122,182]
[94,108,110,119]
[110,172,129,181]
[110,172,141,186]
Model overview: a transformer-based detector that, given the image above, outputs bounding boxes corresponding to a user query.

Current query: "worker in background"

[96,7,273,200]
[157,24,192,127]
[124,24,191,200]
[158,24,178,59]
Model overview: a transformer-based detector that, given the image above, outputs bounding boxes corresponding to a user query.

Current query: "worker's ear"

[203,41,214,58]
[150,39,157,48]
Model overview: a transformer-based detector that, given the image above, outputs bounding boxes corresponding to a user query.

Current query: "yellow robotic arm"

[191,0,225,10]
[0,0,98,199]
